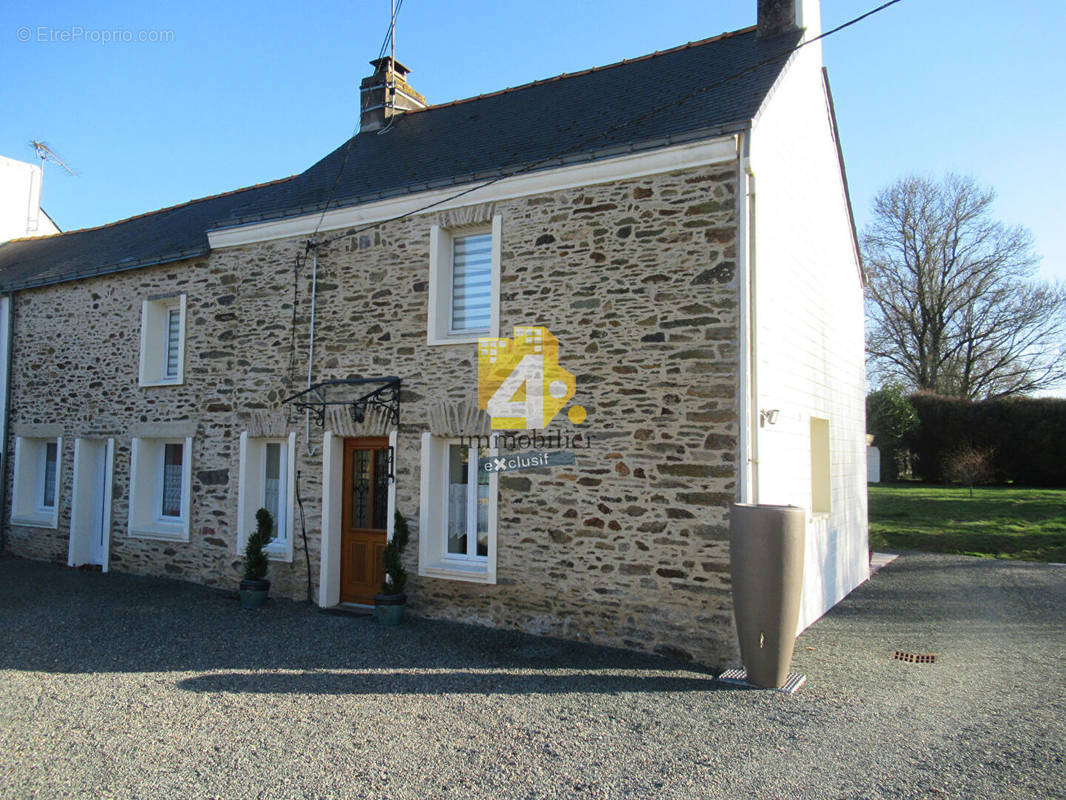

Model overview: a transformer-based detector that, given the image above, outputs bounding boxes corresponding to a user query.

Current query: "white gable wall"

[0,156,59,243]
[747,40,869,632]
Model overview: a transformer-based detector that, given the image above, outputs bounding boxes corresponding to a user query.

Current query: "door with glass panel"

[340,437,390,604]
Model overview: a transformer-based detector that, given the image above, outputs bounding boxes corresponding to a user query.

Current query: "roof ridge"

[417,25,757,114]
[8,173,299,242]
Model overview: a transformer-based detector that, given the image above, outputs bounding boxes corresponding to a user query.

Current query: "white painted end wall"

[748,40,869,632]
[0,156,59,242]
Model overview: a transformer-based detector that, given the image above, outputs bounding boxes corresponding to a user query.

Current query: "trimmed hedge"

[909,393,1066,487]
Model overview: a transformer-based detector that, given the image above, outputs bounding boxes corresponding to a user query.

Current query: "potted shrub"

[239,508,275,609]
[375,510,410,625]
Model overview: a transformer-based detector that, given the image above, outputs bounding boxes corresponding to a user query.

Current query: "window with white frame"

[427,215,501,344]
[128,437,192,541]
[139,294,187,386]
[418,433,498,583]
[237,432,296,561]
[11,436,62,528]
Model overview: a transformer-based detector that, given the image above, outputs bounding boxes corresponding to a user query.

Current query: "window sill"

[420,561,494,584]
[264,544,293,563]
[139,377,185,388]
[11,512,59,529]
[128,523,188,542]
[427,332,490,347]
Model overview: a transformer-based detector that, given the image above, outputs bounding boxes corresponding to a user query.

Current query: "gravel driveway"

[1,552,1063,799]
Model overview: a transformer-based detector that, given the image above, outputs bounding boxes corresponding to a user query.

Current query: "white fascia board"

[207,137,739,249]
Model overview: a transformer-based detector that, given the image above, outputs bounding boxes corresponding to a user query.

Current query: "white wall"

[0,156,59,243]
[748,37,869,632]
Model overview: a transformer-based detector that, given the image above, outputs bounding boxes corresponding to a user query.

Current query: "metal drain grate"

[893,650,937,664]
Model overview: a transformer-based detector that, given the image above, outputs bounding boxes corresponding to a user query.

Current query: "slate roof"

[0,26,801,292]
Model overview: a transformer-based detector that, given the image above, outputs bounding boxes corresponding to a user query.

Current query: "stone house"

[0,0,867,668]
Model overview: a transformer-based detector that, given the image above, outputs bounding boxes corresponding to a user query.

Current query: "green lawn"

[868,484,1066,563]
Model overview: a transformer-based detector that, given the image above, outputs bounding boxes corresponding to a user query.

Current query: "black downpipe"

[295,469,313,603]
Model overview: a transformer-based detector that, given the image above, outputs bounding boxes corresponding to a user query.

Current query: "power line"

[310,0,903,248]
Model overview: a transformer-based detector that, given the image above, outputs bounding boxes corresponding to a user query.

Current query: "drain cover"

[716,669,806,694]
[893,650,937,664]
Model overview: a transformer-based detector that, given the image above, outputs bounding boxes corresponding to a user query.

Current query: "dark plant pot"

[239,578,270,609]
[374,592,407,626]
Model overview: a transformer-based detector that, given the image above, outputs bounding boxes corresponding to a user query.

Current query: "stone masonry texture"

[3,162,742,667]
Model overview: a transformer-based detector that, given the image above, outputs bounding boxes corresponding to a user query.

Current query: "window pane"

[42,442,57,509]
[264,442,282,540]
[161,443,183,518]
[450,233,492,332]
[351,450,370,529]
[164,308,181,378]
[475,447,489,557]
[372,448,390,530]
[446,444,469,555]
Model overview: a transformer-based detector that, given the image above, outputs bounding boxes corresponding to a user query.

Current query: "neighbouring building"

[0,0,867,668]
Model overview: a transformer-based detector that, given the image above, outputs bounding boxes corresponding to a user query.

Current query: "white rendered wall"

[0,156,58,242]
[748,38,869,633]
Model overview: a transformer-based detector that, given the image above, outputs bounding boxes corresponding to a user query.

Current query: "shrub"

[867,384,919,481]
[243,508,275,581]
[381,510,411,595]
[943,445,995,496]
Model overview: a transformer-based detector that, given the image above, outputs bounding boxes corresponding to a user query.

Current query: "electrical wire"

[306,0,903,250]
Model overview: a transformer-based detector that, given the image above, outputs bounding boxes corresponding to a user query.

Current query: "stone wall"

[3,161,742,666]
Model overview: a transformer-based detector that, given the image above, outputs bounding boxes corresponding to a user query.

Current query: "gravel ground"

[1,552,1063,800]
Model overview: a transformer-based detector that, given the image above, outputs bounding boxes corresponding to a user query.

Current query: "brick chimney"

[757,0,820,38]
[359,57,428,133]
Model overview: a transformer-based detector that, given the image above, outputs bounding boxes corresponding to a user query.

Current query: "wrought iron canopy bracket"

[282,377,401,430]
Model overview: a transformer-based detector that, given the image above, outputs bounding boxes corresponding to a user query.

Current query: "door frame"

[68,437,114,572]
[319,429,396,607]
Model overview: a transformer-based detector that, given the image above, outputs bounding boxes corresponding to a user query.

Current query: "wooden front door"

[340,437,390,604]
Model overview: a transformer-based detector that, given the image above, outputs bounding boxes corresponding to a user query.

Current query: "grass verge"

[868,484,1066,563]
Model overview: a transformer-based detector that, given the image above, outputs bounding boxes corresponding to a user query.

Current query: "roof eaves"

[214,122,749,232]
[0,246,208,294]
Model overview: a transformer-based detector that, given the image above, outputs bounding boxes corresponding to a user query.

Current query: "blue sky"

[2,0,1064,284]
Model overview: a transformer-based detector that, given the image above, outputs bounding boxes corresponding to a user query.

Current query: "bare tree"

[864,174,1066,398]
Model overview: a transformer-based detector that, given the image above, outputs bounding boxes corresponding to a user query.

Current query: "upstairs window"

[428,215,501,344]
[139,294,186,386]
[450,232,492,334]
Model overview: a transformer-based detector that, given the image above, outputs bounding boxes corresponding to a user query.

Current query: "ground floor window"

[129,436,192,541]
[11,436,63,528]
[237,432,296,561]
[418,433,498,584]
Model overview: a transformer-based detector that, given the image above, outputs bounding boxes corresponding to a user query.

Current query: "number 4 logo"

[478,327,585,430]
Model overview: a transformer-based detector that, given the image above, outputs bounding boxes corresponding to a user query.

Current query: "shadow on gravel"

[176,670,720,695]
[0,555,713,681]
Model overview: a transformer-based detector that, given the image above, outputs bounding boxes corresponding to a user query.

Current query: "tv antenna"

[30,140,77,176]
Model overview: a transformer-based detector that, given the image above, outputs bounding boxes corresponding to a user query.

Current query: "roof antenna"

[390,0,396,66]
[30,141,77,176]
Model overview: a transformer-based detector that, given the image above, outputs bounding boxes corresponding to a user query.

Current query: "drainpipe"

[0,294,14,550]
[736,132,760,504]
[305,244,319,457]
